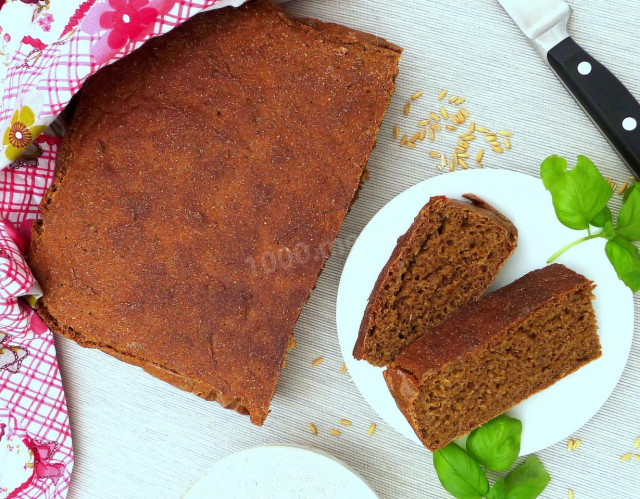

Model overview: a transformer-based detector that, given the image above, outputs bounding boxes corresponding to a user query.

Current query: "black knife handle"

[547,36,640,178]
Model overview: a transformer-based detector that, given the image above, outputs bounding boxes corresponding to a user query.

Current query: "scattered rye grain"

[504,137,512,150]
[448,160,455,172]
[340,363,347,374]
[411,91,424,100]
[404,102,411,115]
[446,125,457,131]
[448,95,458,104]
[410,132,421,143]
[458,152,470,158]
[429,151,441,158]
[617,182,628,195]
[441,153,447,169]
[485,134,498,141]
[430,112,441,122]
[458,140,470,149]
[429,128,435,142]
[419,128,427,141]
[339,419,352,426]
[492,146,504,153]
[469,122,476,133]
[438,89,448,101]
[477,125,488,133]
[309,423,318,435]
[572,439,582,451]
[393,125,399,139]
[567,439,575,450]
[418,118,430,126]
[405,142,416,149]
[620,452,632,462]
[368,423,376,436]
[329,429,341,436]
[499,130,514,137]
[453,152,459,165]
[431,123,443,131]
[451,115,461,125]
[634,436,640,449]
[312,357,324,366]
[460,108,470,118]
[455,96,466,105]
[454,146,466,154]
[476,149,484,163]
[400,135,408,146]
[459,159,469,169]
[568,490,574,499]
[440,107,449,119]
[490,140,501,147]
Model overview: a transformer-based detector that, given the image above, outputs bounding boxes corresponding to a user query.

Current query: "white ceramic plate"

[336,168,634,456]
[182,445,378,499]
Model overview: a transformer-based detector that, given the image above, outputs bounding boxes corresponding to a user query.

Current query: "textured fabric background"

[60,1,640,497]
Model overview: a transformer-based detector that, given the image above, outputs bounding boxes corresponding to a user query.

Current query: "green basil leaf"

[466,415,522,471]
[591,206,612,228]
[433,443,489,499]
[540,155,613,230]
[616,182,640,241]
[605,237,640,292]
[623,182,637,202]
[602,220,616,240]
[486,479,506,499]
[502,456,550,499]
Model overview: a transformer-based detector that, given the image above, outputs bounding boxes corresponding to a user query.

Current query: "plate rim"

[336,168,634,455]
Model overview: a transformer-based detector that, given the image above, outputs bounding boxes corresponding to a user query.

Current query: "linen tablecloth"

[29,0,640,497]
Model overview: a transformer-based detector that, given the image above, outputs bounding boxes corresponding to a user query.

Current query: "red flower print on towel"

[36,13,53,33]
[81,0,176,65]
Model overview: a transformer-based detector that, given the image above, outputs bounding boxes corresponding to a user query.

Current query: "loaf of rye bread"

[384,264,601,451]
[28,0,401,425]
[353,194,518,366]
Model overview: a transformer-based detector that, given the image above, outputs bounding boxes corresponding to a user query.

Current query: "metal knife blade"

[497,0,571,59]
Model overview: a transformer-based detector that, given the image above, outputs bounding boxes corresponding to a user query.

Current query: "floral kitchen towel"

[0,1,250,497]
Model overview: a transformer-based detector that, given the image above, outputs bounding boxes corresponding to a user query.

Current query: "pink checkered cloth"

[0,1,247,497]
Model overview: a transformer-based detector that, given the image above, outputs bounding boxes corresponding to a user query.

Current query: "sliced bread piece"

[353,194,517,366]
[384,264,601,451]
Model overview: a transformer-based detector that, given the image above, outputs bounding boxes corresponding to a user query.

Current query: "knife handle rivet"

[622,117,637,131]
[577,61,592,76]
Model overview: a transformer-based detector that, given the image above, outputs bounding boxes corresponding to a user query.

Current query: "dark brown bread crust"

[353,195,517,365]
[29,0,401,425]
[384,264,601,450]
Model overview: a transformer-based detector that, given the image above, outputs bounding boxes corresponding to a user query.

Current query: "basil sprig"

[541,155,640,292]
[466,415,522,471]
[434,443,489,499]
[432,415,550,499]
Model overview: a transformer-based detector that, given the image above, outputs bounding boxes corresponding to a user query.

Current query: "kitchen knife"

[497,0,640,177]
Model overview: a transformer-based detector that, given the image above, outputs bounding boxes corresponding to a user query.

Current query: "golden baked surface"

[384,264,601,450]
[29,0,401,425]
